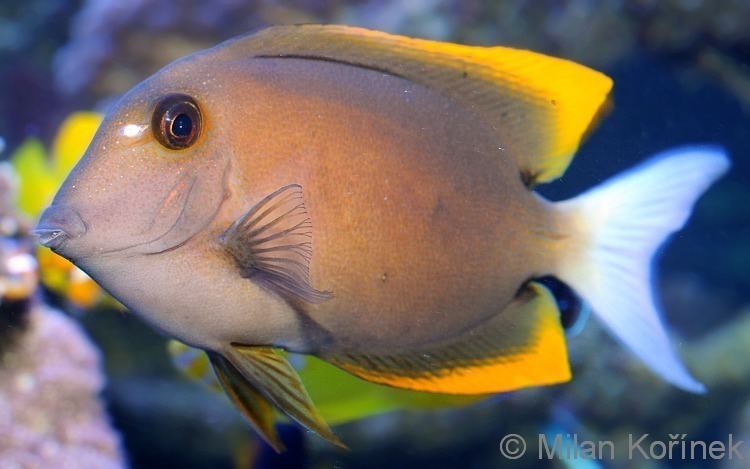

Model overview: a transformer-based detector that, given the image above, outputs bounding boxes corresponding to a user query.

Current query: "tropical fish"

[168,339,477,426]
[34,25,729,450]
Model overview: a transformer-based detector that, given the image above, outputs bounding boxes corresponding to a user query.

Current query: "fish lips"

[33,205,87,253]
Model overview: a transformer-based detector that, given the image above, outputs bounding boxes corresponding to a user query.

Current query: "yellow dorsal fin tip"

[249,25,613,184]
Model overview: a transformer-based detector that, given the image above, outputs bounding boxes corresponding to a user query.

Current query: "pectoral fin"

[209,352,283,452]
[220,184,332,304]
[224,345,346,449]
[323,282,571,394]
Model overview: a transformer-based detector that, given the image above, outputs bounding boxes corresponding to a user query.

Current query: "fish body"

[124,55,548,353]
[226,55,551,351]
[35,26,729,449]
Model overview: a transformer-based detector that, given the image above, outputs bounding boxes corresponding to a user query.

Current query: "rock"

[0,305,126,469]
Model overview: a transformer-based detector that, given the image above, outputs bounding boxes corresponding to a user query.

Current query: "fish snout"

[33,205,87,250]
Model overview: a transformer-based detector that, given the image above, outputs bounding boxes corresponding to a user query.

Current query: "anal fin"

[324,282,571,395]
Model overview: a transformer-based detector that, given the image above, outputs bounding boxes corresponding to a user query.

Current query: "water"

[1,1,748,468]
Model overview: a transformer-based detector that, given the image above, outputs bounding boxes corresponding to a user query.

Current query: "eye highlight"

[152,94,202,150]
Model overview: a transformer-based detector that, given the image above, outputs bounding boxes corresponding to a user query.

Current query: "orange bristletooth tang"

[33,25,729,450]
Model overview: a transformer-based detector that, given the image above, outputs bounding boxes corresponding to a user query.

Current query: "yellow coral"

[51,112,102,179]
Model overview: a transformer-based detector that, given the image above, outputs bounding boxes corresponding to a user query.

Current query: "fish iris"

[152,93,201,150]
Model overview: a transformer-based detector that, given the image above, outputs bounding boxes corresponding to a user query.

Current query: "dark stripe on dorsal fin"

[226,24,613,185]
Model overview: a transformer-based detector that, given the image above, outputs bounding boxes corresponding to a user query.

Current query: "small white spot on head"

[122,124,147,138]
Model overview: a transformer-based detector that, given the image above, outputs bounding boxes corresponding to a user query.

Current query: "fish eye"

[152,94,202,150]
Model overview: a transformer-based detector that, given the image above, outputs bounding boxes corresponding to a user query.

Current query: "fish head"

[35,52,234,265]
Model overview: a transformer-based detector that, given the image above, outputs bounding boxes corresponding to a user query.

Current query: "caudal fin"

[553,146,730,393]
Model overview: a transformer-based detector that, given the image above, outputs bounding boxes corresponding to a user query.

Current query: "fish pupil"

[171,113,192,138]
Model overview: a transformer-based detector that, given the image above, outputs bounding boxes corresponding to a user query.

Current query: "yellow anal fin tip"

[226,345,347,450]
[325,281,571,395]
[208,352,285,452]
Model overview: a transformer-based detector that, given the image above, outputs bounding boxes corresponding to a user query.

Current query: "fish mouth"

[32,228,70,249]
[33,176,200,259]
[33,205,88,252]
[48,157,228,259]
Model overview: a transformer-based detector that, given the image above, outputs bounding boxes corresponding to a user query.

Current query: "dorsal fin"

[322,282,571,394]
[230,24,613,184]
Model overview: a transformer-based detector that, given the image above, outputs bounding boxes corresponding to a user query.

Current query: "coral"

[0,109,124,468]
[0,305,126,469]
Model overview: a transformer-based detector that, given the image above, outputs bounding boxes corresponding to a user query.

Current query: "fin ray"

[232,25,613,184]
[554,146,730,393]
[221,184,332,304]
[208,352,284,452]
[225,345,346,449]
[323,282,571,394]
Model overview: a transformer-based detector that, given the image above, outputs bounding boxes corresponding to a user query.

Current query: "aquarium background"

[1,1,749,468]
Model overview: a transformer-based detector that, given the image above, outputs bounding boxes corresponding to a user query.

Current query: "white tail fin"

[554,146,730,393]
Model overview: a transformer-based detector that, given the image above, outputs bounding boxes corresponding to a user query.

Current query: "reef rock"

[0,305,125,469]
